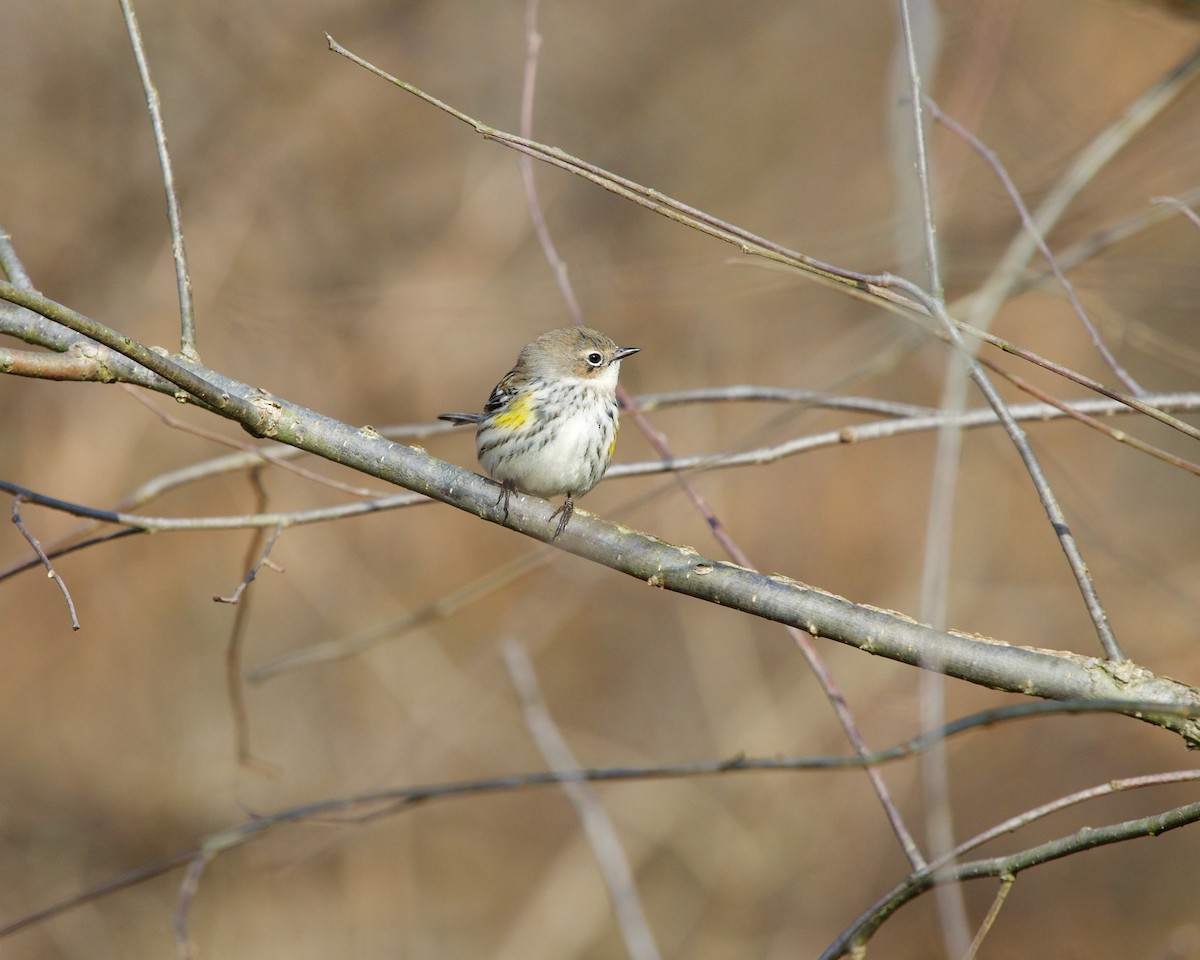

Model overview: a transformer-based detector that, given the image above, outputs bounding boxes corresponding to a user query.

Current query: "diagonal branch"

[1,288,1198,740]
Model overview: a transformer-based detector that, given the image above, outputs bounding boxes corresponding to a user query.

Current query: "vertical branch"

[214,470,283,774]
[897,0,944,301]
[172,850,214,960]
[503,639,663,960]
[895,1,971,952]
[518,0,585,326]
[118,0,198,360]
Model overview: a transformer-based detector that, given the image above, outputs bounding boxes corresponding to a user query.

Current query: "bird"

[439,326,640,538]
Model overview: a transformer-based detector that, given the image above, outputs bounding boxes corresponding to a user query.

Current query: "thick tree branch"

[2,286,1198,745]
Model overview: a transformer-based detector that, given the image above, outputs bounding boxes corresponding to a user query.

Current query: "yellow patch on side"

[607,419,619,459]
[493,393,535,430]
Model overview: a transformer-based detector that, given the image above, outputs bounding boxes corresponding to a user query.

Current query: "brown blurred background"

[4,0,1200,957]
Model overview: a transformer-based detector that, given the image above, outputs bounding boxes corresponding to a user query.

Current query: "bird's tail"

[438,413,483,425]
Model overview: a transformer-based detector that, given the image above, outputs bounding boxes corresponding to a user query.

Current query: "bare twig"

[118,0,197,359]
[888,276,1125,659]
[171,851,213,960]
[518,0,585,327]
[215,471,284,772]
[896,1,968,943]
[0,344,120,381]
[11,495,80,631]
[0,228,33,290]
[323,33,922,311]
[961,876,1014,960]
[0,527,144,581]
[928,96,1142,393]
[0,280,262,425]
[1151,194,1200,231]
[504,638,662,960]
[1043,183,1200,281]
[214,521,285,605]
[966,42,1200,338]
[248,547,549,680]
[898,0,943,301]
[3,701,1196,942]
[124,386,385,499]
[971,361,1200,477]
[4,388,1200,579]
[821,795,1200,959]
[960,324,1200,441]
[0,478,429,537]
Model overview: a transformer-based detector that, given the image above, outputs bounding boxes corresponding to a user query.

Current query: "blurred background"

[3,0,1200,957]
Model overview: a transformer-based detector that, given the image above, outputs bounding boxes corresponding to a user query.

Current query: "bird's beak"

[615,346,641,361]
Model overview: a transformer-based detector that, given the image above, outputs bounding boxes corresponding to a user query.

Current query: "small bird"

[439,326,640,538]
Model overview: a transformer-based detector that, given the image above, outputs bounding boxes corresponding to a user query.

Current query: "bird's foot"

[547,496,575,540]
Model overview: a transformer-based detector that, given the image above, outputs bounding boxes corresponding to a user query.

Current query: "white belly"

[479,403,617,498]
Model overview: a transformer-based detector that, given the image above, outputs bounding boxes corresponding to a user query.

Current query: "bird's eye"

[586,352,604,366]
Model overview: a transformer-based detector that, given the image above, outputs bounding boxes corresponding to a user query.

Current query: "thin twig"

[3,389,1199,571]
[862,767,1200,960]
[0,345,121,381]
[213,521,285,605]
[118,0,197,359]
[896,1,968,943]
[248,547,550,681]
[959,322,1200,441]
[928,96,1142,393]
[11,495,80,631]
[899,0,943,302]
[1042,183,1200,281]
[4,703,1196,942]
[0,281,261,424]
[124,386,385,498]
[317,43,1200,448]
[966,42,1200,341]
[885,275,1124,660]
[0,229,34,290]
[961,876,1014,960]
[0,478,429,537]
[1150,194,1200,232]
[322,34,919,310]
[503,638,663,960]
[216,472,284,773]
[820,795,1200,959]
[171,851,213,960]
[0,527,144,581]
[973,359,1200,477]
[518,0,585,327]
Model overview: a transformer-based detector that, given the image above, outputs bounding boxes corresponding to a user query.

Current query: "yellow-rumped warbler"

[439,326,640,538]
